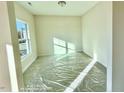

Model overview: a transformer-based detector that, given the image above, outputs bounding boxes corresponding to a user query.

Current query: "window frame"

[16,18,32,61]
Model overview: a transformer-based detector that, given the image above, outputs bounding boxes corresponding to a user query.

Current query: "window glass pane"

[16,21,26,32]
[16,20,31,59]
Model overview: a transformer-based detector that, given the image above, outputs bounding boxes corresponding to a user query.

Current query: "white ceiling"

[17,1,98,16]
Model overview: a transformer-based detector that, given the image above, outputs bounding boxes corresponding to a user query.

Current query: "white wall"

[14,3,37,72]
[35,16,82,56]
[0,2,13,91]
[81,2,112,67]
[81,2,112,91]
[113,1,124,91]
[0,2,24,91]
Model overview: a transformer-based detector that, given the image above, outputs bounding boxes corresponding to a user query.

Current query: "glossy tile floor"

[23,52,106,92]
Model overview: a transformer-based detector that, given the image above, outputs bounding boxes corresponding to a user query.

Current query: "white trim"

[6,44,19,92]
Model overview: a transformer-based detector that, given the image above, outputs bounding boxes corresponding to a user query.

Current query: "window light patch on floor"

[53,37,76,55]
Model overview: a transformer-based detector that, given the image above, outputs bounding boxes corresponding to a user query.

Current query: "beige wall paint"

[81,2,112,91]
[113,1,124,91]
[81,2,112,67]
[0,2,12,91]
[35,16,82,56]
[0,1,24,91]
[14,3,37,72]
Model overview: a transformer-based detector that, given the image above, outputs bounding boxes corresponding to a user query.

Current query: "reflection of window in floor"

[53,38,75,54]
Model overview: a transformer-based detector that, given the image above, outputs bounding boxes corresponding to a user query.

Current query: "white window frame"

[16,19,32,61]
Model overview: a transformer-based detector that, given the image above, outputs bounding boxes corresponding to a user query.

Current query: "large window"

[16,19,31,59]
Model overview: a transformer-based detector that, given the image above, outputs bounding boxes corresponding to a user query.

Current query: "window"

[53,38,75,54]
[16,19,31,59]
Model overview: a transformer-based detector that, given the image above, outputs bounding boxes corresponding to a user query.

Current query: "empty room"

[1,1,124,92]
